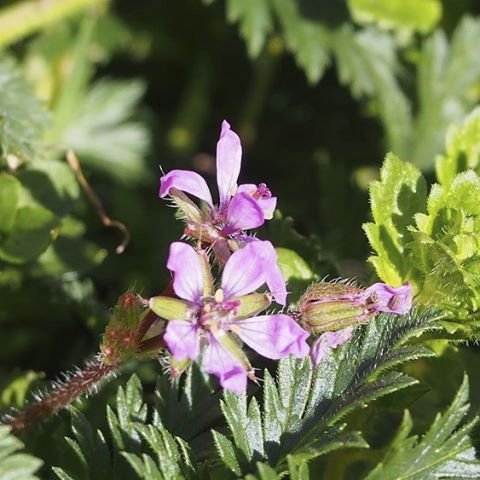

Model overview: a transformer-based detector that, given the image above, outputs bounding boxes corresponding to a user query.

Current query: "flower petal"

[167,242,205,302]
[221,241,268,298]
[235,314,309,359]
[310,327,353,367]
[222,192,264,235]
[164,320,200,360]
[160,170,213,206]
[202,334,247,393]
[216,120,242,206]
[257,241,287,306]
[237,184,277,220]
[362,282,413,314]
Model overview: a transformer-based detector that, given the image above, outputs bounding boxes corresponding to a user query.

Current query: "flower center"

[252,183,272,200]
[198,289,240,332]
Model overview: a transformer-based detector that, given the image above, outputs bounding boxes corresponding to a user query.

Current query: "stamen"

[214,289,224,303]
[253,183,272,200]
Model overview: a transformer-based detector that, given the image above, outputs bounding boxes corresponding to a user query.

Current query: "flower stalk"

[5,358,118,435]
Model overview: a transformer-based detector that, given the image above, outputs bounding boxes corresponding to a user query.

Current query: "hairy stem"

[4,357,118,435]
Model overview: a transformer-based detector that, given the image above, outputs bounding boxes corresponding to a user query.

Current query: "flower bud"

[299,282,374,335]
[299,281,412,335]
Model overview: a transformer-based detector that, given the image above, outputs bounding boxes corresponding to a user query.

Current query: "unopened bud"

[299,281,413,335]
[299,282,373,334]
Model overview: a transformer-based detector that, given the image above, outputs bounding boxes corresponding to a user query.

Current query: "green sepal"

[214,329,253,374]
[233,293,271,320]
[301,299,370,334]
[149,296,190,321]
[170,187,203,223]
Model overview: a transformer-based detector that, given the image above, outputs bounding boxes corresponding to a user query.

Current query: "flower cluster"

[153,120,413,392]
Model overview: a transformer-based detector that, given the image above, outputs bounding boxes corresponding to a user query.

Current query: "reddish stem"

[5,358,118,435]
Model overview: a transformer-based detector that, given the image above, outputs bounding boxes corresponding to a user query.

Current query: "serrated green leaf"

[0,425,42,480]
[410,17,480,169]
[348,0,442,33]
[0,58,49,161]
[271,0,330,83]
[365,376,480,479]
[212,430,242,476]
[364,153,427,284]
[61,79,149,183]
[226,0,273,57]
[332,26,412,156]
[215,309,435,476]
[436,108,480,186]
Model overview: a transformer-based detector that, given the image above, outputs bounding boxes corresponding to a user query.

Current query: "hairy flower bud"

[299,281,412,335]
[299,282,373,334]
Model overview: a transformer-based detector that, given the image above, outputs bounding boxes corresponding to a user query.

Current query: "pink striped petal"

[221,241,267,298]
[216,120,242,206]
[237,184,277,220]
[310,327,353,367]
[160,170,213,206]
[235,314,309,359]
[222,192,264,235]
[362,282,412,314]
[258,241,287,306]
[202,335,247,393]
[167,242,205,302]
[164,320,200,360]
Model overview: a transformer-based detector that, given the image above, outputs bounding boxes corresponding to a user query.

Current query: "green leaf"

[410,17,480,169]
[0,173,21,235]
[332,26,412,156]
[0,58,49,161]
[0,425,42,480]
[363,153,427,285]
[61,79,150,183]
[214,309,436,476]
[212,430,242,476]
[348,0,442,33]
[436,107,480,185]
[0,203,59,264]
[365,376,480,479]
[226,0,273,57]
[271,0,331,83]
[17,160,80,217]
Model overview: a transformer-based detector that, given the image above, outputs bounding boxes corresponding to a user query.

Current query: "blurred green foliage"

[2,0,480,478]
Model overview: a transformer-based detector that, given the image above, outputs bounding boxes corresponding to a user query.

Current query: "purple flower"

[302,281,413,367]
[310,327,353,367]
[149,240,309,393]
[159,121,277,248]
[360,282,412,314]
[299,281,413,334]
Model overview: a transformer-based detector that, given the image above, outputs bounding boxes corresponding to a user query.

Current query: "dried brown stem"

[66,149,130,254]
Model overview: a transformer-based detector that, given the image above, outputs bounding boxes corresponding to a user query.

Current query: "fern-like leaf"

[365,376,480,479]
[214,309,437,476]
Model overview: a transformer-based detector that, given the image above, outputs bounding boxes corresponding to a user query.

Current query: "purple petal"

[310,327,354,367]
[222,192,264,235]
[202,334,247,393]
[160,170,213,206]
[237,184,277,220]
[216,120,242,206]
[221,241,268,298]
[164,320,200,360]
[257,197,277,220]
[256,241,287,306]
[362,282,413,314]
[234,314,309,359]
[167,242,205,302]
